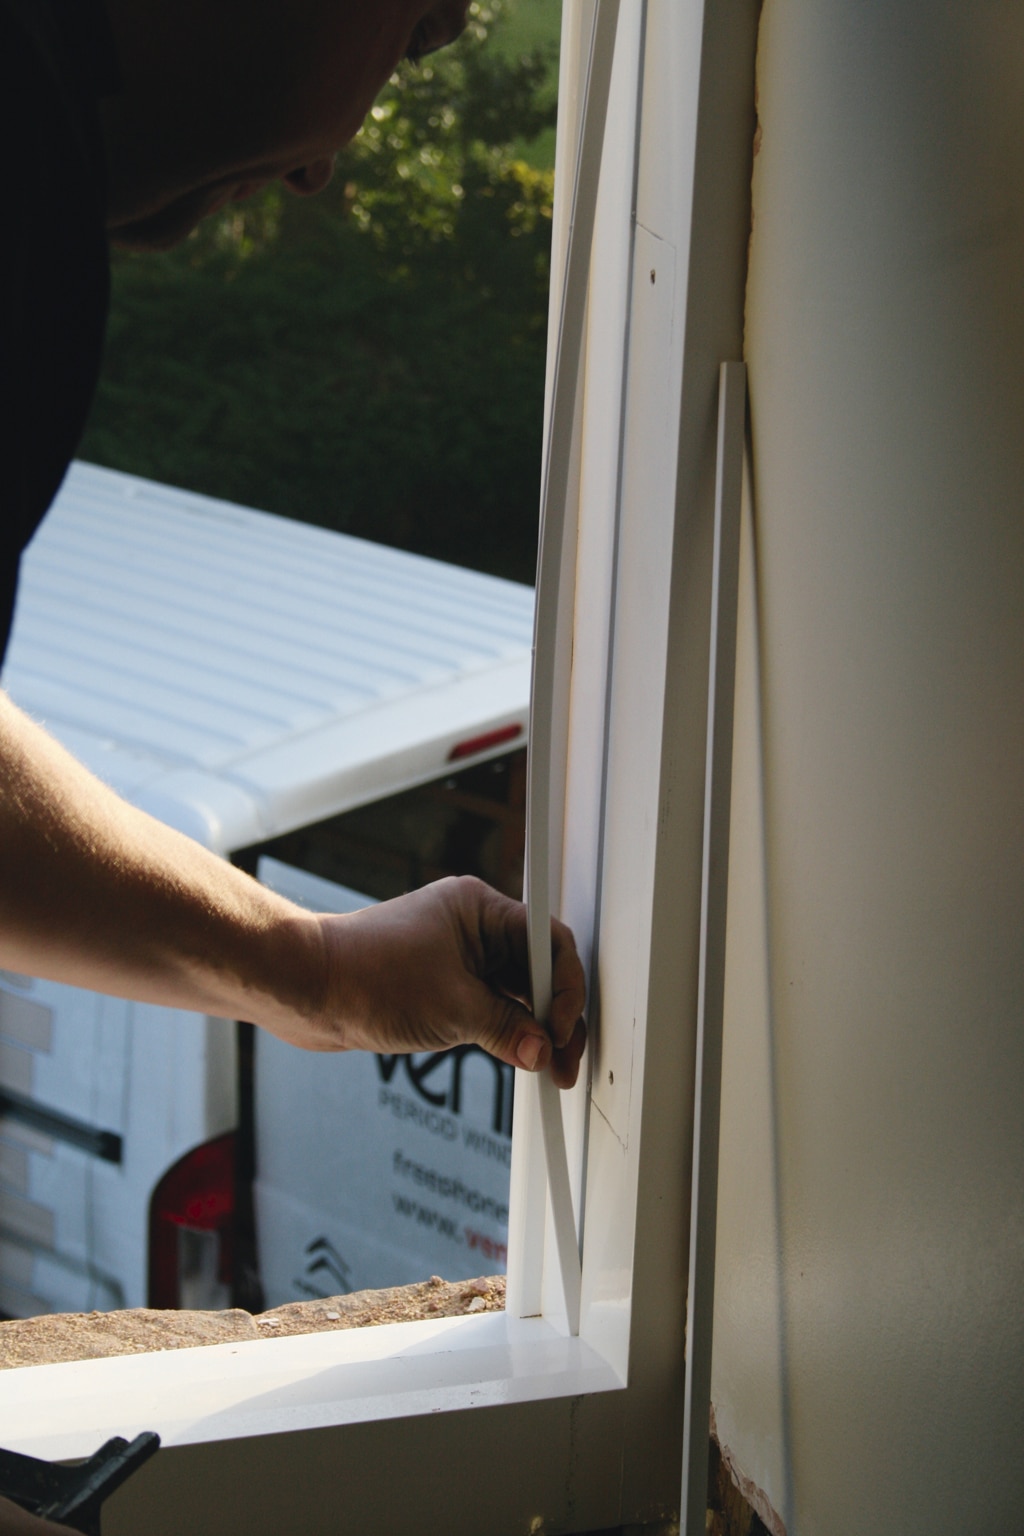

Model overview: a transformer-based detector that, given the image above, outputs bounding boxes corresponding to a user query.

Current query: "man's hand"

[0,694,586,1088]
[0,1496,75,1535]
[276,876,588,1089]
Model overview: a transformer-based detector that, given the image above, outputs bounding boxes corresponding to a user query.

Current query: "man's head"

[99,0,471,250]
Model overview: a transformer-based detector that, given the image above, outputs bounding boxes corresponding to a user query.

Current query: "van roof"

[2,463,533,854]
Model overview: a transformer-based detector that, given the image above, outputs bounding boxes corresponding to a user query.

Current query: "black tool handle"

[0,1431,160,1536]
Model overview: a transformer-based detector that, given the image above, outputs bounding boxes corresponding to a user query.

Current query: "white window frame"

[0,5,758,1532]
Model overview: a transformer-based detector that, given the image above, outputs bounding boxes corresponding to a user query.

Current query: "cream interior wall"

[711,4,1024,1532]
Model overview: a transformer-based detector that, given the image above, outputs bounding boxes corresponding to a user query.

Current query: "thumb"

[472,986,553,1075]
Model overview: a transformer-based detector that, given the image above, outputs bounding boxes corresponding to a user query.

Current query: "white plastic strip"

[680,361,748,1534]
[525,0,621,1338]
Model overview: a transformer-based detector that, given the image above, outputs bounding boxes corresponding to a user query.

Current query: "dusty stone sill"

[0,1273,504,1371]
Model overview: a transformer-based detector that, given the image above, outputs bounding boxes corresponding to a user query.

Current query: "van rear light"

[148,1133,236,1310]
[447,723,523,762]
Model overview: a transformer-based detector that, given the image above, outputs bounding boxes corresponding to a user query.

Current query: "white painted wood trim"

[0,1313,622,1462]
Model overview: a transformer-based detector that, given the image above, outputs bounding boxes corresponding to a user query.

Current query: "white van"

[0,461,532,1317]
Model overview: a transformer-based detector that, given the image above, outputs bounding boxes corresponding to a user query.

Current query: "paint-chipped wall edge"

[711,1404,787,1536]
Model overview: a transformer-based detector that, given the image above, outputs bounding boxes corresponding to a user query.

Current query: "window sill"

[0,1310,625,1463]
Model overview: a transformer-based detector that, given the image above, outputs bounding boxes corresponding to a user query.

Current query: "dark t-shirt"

[0,0,117,661]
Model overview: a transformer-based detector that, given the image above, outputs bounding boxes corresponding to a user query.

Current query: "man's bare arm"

[0,693,585,1083]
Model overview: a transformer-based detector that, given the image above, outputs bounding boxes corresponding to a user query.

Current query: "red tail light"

[148,1133,236,1310]
[447,723,523,762]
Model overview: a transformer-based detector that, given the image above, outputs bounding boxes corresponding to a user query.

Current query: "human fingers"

[311,877,585,1087]
[549,1014,587,1090]
[467,888,586,1084]
[465,976,589,1091]
[465,884,585,1051]
[548,915,586,1050]
[465,979,553,1076]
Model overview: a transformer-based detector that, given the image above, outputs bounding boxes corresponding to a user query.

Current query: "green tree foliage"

[81,4,557,583]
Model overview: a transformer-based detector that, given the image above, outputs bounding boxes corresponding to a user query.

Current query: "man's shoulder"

[0,0,112,658]
[1,0,111,190]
